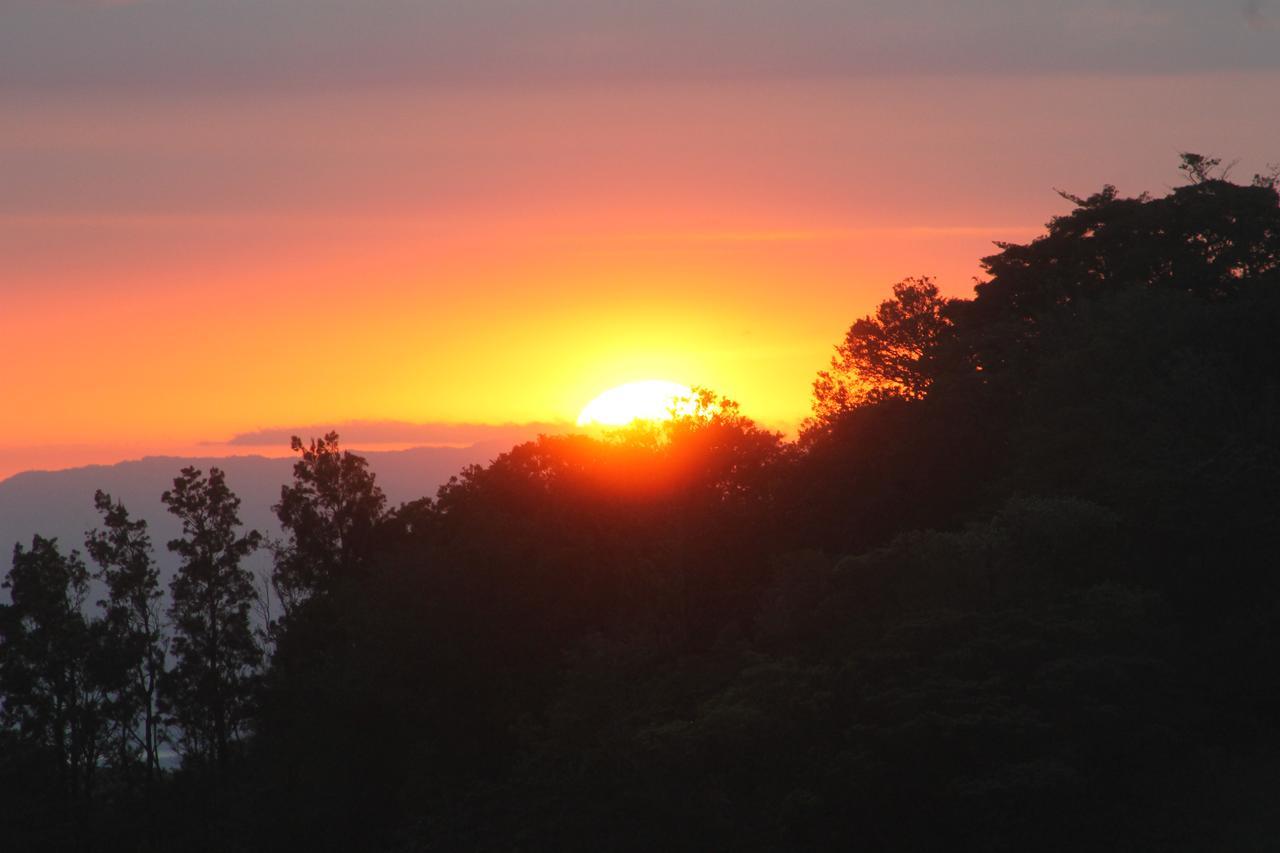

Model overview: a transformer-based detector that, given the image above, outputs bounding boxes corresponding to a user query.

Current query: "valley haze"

[0,441,516,581]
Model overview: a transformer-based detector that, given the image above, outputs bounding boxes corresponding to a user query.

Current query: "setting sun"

[576,380,696,427]
[3,0,1279,846]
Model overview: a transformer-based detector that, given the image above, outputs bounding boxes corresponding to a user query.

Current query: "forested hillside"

[4,156,1279,852]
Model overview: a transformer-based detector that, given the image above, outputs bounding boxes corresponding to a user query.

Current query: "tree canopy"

[161,467,262,777]
[3,155,1279,852]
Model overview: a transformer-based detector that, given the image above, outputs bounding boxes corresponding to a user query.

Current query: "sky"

[3,0,1279,479]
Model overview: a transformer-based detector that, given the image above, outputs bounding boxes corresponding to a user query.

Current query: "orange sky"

[4,65,1280,478]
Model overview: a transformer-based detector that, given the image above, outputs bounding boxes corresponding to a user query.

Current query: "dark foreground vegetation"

[4,155,1280,851]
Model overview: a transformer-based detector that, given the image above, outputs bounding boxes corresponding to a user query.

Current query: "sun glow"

[576,380,696,427]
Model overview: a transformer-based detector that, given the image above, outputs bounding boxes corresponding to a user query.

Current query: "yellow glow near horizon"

[576,381,696,427]
[16,73,1259,477]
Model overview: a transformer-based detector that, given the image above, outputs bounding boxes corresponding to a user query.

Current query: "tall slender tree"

[161,467,262,776]
[85,490,166,782]
[271,432,386,614]
[0,536,110,812]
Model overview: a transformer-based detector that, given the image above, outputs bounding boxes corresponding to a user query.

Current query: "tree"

[972,153,1280,330]
[809,276,952,425]
[270,432,387,614]
[0,536,109,812]
[161,467,262,776]
[85,490,166,782]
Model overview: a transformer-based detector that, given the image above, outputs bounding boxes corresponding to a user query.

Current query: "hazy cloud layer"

[220,420,574,448]
[1244,0,1274,29]
[3,0,1278,93]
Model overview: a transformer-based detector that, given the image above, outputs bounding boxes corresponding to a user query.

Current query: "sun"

[577,380,696,427]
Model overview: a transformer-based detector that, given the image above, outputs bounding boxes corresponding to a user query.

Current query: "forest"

[3,154,1280,851]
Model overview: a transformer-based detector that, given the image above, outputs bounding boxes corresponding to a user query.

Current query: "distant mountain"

[0,443,508,585]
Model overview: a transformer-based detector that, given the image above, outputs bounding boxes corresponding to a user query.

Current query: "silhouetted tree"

[255,435,392,846]
[9,153,1280,853]
[809,276,953,426]
[970,153,1280,343]
[0,536,109,814]
[1178,151,1226,184]
[270,432,386,614]
[161,467,262,776]
[85,490,166,782]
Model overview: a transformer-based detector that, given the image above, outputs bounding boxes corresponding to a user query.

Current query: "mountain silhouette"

[0,443,508,585]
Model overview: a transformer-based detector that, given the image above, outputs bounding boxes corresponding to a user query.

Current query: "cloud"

[217,420,575,449]
[42,0,152,7]
[1244,0,1273,30]
[3,0,1279,95]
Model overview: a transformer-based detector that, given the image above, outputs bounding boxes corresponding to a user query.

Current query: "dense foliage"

[3,156,1280,851]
